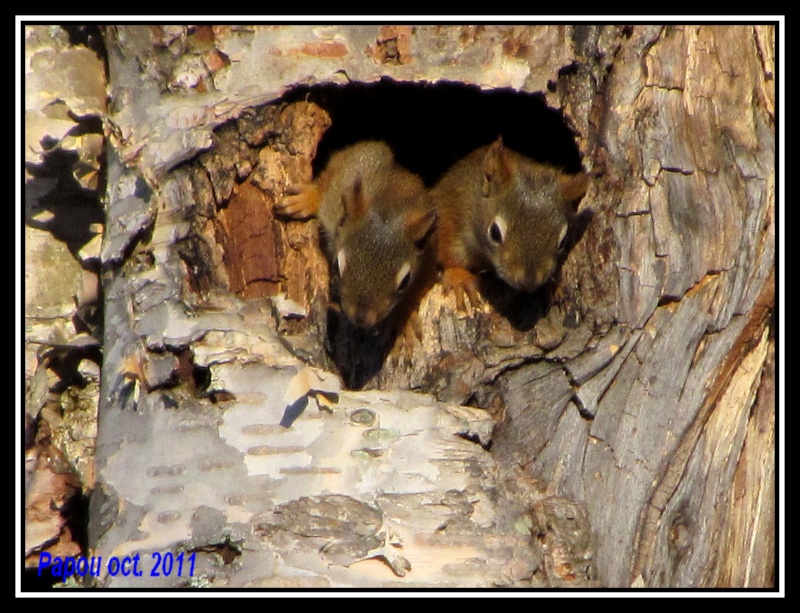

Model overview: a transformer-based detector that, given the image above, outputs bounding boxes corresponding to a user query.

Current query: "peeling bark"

[23,24,775,590]
[23,25,106,576]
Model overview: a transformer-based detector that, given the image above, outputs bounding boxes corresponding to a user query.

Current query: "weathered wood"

[717,341,775,588]
[23,24,776,590]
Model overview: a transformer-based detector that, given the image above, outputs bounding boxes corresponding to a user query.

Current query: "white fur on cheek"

[396,261,412,290]
[557,223,568,247]
[337,249,347,275]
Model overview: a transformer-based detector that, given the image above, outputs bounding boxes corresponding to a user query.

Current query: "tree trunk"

[28,24,775,589]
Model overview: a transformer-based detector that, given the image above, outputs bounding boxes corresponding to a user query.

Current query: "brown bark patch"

[215,180,282,298]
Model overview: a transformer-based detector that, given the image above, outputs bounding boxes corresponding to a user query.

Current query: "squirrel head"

[332,177,436,328]
[476,137,589,292]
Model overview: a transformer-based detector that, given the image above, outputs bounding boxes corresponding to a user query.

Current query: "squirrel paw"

[274,184,320,220]
[441,267,482,312]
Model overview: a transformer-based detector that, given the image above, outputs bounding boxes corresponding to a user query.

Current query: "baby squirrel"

[431,137,589,305]
[276,141,436,329]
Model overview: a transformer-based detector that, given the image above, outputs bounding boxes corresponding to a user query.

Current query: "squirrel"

[275,140,437,331]
[430,136,589,307]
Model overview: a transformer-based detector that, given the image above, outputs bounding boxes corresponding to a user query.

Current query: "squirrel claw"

[441,267,482,312]
[274,185,319,220]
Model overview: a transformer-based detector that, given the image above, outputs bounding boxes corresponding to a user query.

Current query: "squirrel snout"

[352,310,378,328]
[344,302,383,328]
[502,263,553,293]
[509,276,541,293]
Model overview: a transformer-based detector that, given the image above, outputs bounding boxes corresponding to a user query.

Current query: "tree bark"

[64,24,777,589]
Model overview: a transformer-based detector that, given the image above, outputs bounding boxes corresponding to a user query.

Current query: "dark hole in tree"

[192,363,212,393]
[284,77,583,186]
[62,24,107,64]
[189,539,242,565]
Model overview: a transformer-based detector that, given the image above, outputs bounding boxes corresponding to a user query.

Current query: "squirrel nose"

[517,258,559,292]
[507,266,546,293]
[516,278,540,293]
[505,268,535,292]
[350,305,378,328]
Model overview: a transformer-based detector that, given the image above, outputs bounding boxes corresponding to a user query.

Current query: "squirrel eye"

[396,262,412,293]
[488,216,506,245]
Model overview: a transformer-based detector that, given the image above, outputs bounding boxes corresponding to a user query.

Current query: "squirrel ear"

[404,208,437,247]
[558,171,590,205]
[481,137,512,197]
[341,178,369,220]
